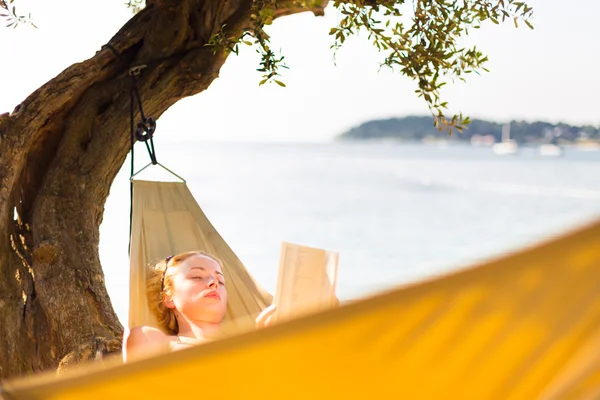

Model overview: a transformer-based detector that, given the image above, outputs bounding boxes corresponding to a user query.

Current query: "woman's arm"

[123,326,171,362]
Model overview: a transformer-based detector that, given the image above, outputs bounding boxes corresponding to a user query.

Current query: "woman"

[125,250,275,361]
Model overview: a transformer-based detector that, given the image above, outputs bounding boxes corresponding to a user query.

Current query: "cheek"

[184,281,205,295]
[172,280,199,300]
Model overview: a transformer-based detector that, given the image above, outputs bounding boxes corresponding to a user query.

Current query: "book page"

[274,242,339,321]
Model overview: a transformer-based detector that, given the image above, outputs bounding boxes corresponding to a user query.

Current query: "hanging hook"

[134,117,156,142]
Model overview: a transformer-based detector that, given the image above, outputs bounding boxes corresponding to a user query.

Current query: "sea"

[99,141,600,325]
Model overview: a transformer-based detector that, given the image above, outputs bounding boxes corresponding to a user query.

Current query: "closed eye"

[190,276,226,286]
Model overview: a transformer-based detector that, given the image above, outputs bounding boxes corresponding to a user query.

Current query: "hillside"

[337,116,600,144]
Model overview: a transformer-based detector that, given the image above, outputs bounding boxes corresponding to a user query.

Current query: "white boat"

[493,123,518,155]
[540,144,564,157]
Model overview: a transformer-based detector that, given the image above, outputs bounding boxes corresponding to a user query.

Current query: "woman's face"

[167,255,228,324]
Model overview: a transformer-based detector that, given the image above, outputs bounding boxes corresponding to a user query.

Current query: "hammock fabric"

[3,182,600,399]
[128,180,272,333]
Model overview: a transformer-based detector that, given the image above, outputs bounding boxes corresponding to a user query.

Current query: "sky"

[1,0,599,142]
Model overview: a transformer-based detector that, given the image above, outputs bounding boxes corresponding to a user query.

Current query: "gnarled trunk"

[0,0,325,380]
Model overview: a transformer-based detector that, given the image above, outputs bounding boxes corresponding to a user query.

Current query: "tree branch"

[273,0,329,18]
[0,0,259,376]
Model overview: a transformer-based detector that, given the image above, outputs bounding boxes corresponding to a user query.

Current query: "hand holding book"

[258,242,339,326]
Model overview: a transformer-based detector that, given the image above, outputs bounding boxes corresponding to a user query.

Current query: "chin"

[196,311,226,325]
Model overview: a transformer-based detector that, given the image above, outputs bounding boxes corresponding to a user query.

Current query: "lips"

[203,290,221,300]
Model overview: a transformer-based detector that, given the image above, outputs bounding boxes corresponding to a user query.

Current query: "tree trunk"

[0,0,326,380]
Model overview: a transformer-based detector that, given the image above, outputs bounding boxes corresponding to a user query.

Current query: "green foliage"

[0,0,36,28]
[326,0,533,133]
[206,1,295,88]
[207,0,534,133]
[4,0,534,134]
[125,0,146,14]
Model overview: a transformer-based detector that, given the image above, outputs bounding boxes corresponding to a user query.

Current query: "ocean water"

[99,141,600,325]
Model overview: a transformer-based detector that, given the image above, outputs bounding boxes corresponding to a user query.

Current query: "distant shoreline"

[337,116,600,146]
[337,136,600,149]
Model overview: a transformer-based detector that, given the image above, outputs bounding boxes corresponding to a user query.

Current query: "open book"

[273,242,339,321]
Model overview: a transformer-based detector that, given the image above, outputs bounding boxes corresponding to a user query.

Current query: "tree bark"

[0,0,327,380]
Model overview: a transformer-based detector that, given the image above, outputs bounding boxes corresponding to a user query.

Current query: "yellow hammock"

[3,181,600,399]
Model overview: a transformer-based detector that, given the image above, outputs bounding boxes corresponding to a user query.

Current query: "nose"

[207,277,218,289]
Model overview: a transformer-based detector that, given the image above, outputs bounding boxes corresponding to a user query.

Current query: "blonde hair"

[146,250,225,334]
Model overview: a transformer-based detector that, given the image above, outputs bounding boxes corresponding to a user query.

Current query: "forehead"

[181,254,222,273]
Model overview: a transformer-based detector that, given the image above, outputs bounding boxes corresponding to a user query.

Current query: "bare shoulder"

[128,326,169,344]
[124,326,172,362]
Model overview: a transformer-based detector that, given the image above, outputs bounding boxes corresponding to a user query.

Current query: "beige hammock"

[4,181,600,399]
[128,179,272,333]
